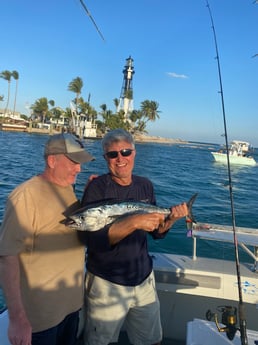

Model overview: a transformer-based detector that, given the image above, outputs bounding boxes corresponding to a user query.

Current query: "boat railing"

[191,223,258,272]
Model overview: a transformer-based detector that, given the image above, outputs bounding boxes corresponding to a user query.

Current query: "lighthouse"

[118,56,135,120]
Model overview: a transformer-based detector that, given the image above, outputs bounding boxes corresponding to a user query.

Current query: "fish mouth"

[63,218,80,228]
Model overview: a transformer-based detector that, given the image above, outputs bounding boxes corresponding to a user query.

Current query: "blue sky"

[1,0,258,146]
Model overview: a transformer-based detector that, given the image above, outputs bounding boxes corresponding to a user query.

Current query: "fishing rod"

[205,2,248,344]
[79,0,105,42]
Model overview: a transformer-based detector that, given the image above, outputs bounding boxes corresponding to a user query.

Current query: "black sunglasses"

[104,149,134,159]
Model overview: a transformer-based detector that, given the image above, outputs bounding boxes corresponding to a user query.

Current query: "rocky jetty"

[134,133,188,144]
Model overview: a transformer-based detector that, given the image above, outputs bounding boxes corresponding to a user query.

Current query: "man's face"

[104,141,136,184]
[50,154,81,186]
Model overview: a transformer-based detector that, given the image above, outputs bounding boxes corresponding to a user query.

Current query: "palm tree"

[48,99,55,108]
[68,77,83,113]
[140,100,160,123]
[0,95,4,117]
[78,98,97,123]
[129,110,142,132]
[99,103,108,121]
[113,98,119,112]
[0,70,12,115]
[12,71,19,116]
[31,97,55,123]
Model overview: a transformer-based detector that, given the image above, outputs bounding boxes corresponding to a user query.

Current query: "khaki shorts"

[84,270,162,345]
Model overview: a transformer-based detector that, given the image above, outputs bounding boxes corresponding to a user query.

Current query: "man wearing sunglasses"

[80,128,188,345]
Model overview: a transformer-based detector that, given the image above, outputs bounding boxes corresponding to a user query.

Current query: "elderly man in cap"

[0,133,94,345]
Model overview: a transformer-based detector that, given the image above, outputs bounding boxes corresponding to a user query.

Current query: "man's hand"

[158,202,188,233]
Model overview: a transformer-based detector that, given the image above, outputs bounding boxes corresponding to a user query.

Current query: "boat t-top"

[211,140,257,166]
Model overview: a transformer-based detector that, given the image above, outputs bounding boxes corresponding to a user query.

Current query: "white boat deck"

[187,319,258,345]
[149,223,258,342]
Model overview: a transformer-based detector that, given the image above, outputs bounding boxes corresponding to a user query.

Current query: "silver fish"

[66,194,197,232]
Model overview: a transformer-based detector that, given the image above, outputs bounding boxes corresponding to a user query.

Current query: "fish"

[66,193,198,232]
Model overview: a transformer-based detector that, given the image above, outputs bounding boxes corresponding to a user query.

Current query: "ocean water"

[0,131,258,310]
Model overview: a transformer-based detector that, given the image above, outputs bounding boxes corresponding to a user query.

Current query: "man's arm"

[108,212,166,245]
[0,255,32,345]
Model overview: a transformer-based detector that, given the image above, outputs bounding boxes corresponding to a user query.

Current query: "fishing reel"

[206,306,239,340]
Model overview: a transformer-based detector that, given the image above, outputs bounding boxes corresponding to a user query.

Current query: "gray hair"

[102,129,135,151]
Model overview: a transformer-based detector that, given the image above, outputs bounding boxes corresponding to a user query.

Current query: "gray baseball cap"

[44,133,94,163]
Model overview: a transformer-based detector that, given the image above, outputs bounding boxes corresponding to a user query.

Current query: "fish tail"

[186,193,198,236]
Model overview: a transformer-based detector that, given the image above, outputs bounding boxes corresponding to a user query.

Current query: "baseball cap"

[44,133,94,163]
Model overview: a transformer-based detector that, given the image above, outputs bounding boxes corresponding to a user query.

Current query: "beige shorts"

[84,270,162,345]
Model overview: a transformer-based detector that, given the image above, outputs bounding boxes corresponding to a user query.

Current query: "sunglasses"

[104,149,134,159]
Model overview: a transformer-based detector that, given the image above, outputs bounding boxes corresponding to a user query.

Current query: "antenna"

[205,1,248,344]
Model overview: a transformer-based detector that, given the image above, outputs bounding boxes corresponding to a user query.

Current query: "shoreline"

[0,126,188,145]
[133,133,188,144]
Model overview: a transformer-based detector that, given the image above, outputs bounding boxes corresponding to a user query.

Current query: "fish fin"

[186,193,198,232]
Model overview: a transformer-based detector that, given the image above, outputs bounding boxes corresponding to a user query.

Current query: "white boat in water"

[0,122,28,132]
[211,141,257,166]
[1,222,258,345]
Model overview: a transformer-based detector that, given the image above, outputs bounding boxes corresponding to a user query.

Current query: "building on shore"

[70,102,97,139]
